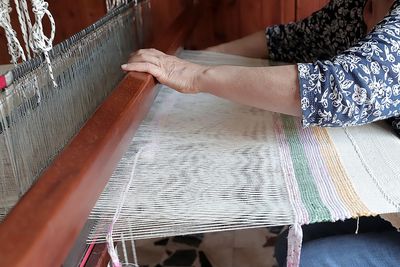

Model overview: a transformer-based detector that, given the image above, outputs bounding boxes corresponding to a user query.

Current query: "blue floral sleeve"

[299,2,400,127]
[266,0,366,63]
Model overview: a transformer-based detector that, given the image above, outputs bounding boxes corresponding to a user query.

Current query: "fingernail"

[121,64,127,69]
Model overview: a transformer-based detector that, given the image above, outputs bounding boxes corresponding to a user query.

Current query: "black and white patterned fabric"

[267,0,400,132]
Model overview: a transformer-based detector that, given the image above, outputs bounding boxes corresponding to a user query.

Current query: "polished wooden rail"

[0,4,198,267]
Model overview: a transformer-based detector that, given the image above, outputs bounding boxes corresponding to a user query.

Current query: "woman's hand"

[121,48,208,94]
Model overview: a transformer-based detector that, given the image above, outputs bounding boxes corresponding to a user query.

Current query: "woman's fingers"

[122,48,205,94]
[121,62,162,78]
[127,53,160,66]
[129,48,165,59]
[125,49,168,73]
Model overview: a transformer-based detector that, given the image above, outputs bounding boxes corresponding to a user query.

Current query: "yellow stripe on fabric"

[312,127,373,217]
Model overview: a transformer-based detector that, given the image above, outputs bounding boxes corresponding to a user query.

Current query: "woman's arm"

[199,65,300,116]
[122,49,300,116]
[205,31,269,59]
[206,0,366,63]
[121,2,400,129]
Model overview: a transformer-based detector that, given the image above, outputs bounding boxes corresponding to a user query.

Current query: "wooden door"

[187,0,297,49]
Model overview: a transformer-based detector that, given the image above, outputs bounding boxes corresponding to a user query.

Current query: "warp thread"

[0,1,137,219]
[286,223,303,267]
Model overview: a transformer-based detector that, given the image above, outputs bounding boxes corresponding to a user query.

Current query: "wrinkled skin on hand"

[122,48,208,94]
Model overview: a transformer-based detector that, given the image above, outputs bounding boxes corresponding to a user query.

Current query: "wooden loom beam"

[0,4,198,267]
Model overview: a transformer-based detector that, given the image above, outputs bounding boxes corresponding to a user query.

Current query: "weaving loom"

[0,0,198,266]
[1,0,400,266]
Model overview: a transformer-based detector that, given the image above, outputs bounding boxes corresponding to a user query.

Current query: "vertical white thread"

[121,233,129,264]
[131,239,139,267]
[355,217,360,234]
[106,0,111,11]
[128,226,139,266]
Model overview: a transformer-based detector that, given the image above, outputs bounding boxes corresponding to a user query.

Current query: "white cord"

[355,217,360,234]
[30,0,56,86]
[106,0,129,12]
[0,0,26,64]
[13,0,32,59]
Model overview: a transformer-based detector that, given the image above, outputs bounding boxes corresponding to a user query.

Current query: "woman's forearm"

[207,31,269,59]
[122,49,300,116]
[197,65,301,116]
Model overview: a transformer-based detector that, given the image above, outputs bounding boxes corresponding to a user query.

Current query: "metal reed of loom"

[0,0,198,266]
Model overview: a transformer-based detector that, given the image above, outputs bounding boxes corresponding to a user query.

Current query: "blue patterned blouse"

[266,0,400,131]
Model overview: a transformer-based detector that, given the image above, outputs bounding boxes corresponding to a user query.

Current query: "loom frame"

[0,3,198,267]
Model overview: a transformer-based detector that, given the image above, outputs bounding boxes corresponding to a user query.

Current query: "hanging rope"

[13,0,33,59]
[30,0,56,87]
[106,0,129,12]
[0,0,26,64]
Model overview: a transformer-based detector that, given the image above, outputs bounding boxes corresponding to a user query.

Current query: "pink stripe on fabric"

[273,114,309,224]
[295,121,351,221]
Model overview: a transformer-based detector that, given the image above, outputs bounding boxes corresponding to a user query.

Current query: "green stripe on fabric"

[281,116,331,222]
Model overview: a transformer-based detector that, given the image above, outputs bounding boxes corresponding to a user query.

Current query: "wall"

[0,0,329,64]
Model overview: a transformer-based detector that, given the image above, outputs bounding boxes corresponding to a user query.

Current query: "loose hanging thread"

[13,0,33,59]
[107,147,145,267]
[355,217,360,234]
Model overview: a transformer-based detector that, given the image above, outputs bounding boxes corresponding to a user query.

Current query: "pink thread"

[79,242,96,267]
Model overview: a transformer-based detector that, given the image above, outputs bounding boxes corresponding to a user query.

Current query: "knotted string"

[30,0,57,87]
